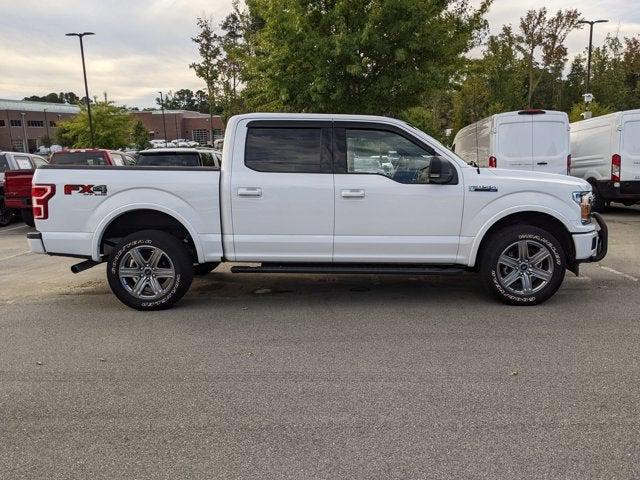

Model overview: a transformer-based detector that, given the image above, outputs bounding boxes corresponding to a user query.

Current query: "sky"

[0,0,638,109]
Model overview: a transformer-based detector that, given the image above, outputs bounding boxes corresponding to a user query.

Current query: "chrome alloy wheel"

[496,239,554,296]
[118,245,176,300]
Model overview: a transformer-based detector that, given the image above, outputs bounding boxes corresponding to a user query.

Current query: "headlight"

[572,191,593,224]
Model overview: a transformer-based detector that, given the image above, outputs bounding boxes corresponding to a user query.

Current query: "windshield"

[136,152,201,167]
[50,152,107,166]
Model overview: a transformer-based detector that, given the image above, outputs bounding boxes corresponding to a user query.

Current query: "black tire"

[21,209,35,227]
[590,183,606,213]
[193,262,219,276]
[0,199,13,227]
[107,230,193,311]
[479,225,566,306]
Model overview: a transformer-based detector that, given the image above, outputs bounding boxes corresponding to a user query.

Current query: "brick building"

[0,98,225,152]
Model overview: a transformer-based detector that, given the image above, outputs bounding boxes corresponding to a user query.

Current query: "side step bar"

[231,263,465,275]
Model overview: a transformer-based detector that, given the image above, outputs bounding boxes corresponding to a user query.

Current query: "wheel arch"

[93,206,204,263]
[470,210,575,269]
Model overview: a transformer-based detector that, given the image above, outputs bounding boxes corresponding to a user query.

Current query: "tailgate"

[4,169,34,208]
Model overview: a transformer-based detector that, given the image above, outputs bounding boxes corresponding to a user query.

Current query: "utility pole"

[158,91,168,146]
[66,32,96,147]
[20,112,27,152]
[44,108,50,139]
[577,19,608,93]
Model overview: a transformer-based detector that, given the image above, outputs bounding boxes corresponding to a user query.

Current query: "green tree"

[131,120,150,150]
[568,101,614,122]
[238,0,490,119]
[190,16,223,144]
[56,101,135,149]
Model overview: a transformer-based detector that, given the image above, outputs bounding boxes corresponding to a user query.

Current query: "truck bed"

[32,165,223,263]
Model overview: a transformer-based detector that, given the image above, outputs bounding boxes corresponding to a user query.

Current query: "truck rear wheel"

[480,225,566,306]
[0,199,13,227]
[107,230,193,311]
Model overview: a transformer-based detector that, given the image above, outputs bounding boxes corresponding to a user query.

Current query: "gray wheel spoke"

[133,277,148,296]
[498,254,520,269]
[517,241,529,260]
[148,277,163,295]
[530,267,552,282]
[529,249,551,266]
[521,273,533,294]
[501,269,522,287]
[130,247,147,267]
[155,268,174,279]
[119,267,142,277]
[148,248,163,268]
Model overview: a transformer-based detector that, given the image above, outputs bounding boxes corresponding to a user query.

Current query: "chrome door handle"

[238,187,262,197]
[341,189,365,198]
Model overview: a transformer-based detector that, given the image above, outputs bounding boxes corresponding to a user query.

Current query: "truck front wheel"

[480,225,566,305]
[107,230,193,310]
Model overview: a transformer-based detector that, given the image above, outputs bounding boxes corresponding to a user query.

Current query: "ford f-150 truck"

[27,114,607,310]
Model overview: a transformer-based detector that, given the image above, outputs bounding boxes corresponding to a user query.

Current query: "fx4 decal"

[64,184,108,196]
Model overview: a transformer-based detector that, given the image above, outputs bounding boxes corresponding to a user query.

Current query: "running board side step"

[230,263,465,275]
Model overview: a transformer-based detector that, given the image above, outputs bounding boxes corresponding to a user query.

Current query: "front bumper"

[27,232,46,254]
[572,212,608,264]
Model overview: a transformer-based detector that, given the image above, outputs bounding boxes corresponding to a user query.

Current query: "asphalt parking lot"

[1,207,639,479]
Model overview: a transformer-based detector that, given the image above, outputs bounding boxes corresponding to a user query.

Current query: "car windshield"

[50,152,107,166]
[136,152,201,167]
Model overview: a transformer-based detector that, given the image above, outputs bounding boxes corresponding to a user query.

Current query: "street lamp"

[577,19,608,93]
[66,32,95,147]
[158,91,168,145]
[20,112,27,152]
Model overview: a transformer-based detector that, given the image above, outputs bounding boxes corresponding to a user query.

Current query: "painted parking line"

[0,224,30,234]
[0,251,30,262]
[598,265,639,282]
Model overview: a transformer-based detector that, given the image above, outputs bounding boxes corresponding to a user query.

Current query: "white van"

[570,109,640,210]
[452,110,570,175]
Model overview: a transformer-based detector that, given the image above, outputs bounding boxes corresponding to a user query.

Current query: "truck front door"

[332,123,464,263]
[230,120,335,262]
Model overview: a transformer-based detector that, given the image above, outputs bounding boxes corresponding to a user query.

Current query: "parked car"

[28,113,606,310]
[49,149,136,166]
[1,151,48,226]
[570,109,640,211]
[452,110,571,175]
[136,148,221,168]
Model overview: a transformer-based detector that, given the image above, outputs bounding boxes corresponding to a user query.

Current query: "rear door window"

[136,152,201,167]
[0,154,9,172]
[50,152,108,166]
[245,128,324,173]
[14,156,33,169]
[533,122,567,157]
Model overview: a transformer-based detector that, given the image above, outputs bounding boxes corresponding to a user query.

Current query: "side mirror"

[428,157,454,184]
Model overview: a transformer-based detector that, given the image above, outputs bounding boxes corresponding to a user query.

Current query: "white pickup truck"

[28,114,607,310]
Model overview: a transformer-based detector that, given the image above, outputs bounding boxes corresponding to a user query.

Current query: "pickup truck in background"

[1,151,48,226]
[28,114,608,310]
[136,148,222,168]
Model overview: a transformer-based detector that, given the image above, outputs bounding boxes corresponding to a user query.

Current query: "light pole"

[158,91,168,145]
[66,32,95,147]
[44,108,50,139]
[20,112,27,152]
[577,19,608,93]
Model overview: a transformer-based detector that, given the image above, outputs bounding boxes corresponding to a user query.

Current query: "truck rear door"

[620,112,640,183]
[532,114,570,175]
[494,114,533,170]
[230,120,334,262]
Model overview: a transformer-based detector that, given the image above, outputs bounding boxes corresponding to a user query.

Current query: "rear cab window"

[50,151,108,166]
[136,152,201,167]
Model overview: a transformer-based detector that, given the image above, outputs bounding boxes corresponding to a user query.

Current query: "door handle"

[536,161,548,165]
[341,189,365,198]
[238,187,262,197]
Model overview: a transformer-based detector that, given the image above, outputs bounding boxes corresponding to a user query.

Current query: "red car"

[3,149,134,227]
[1,152,48,227]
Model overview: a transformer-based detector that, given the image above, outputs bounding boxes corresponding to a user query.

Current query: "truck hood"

[484,168,591,191]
